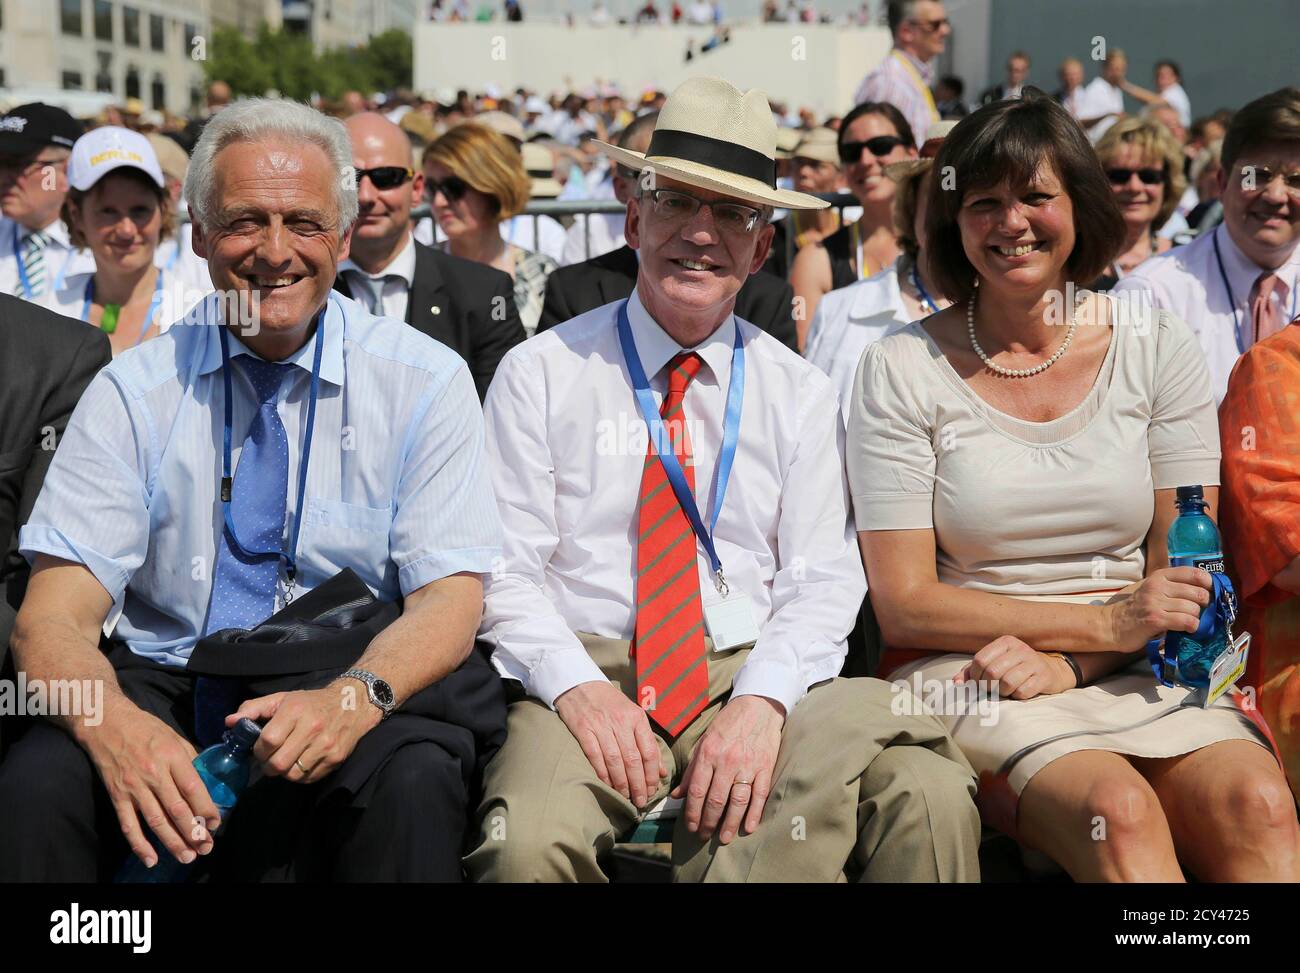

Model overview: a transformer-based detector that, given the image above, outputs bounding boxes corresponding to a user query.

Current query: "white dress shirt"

[1081,77,1125,142]
[804,260,913,420]
[38,266,207,343]
[154,223,214,296]
[1060,86,1087,120]
[338,233,417,322]
[1113,222,1300,402]
[480,289,866,714]
[1160,82,1192,128]
[0,217,81,300]
[560,210,625,265]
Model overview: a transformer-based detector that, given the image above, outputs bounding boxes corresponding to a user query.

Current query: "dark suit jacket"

[538,245,798,351]
[334,240,525,401]
[1,295,111,616]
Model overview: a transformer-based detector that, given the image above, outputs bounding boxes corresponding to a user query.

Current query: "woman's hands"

[955,636,1078,701]
[1101,567,1212,651]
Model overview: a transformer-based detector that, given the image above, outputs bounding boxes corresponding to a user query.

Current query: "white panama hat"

[593,76,827,211]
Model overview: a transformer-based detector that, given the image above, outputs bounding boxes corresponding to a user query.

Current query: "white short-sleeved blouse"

[846,300,1222,596]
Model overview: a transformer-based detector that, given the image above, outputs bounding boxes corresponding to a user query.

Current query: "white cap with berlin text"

[67,125,164,191]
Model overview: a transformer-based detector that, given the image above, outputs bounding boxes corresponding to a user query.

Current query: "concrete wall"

[415,22,893,117]
[987,0,1300,117]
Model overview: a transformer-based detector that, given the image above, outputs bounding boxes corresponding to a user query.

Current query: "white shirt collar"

[8,217,73,251]
[626,284,736,386]
[338,232,416,286]
[850,260,907,321]
[1216,222,1300,307]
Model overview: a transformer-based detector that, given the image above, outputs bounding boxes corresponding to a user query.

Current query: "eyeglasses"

[907,16,949,31]
[1106,167,1164,186]
[355,166,414,190]
[641,188,764,234]
[838,135,907,164]
[427,175,470,203]
[1238,163,1300,197]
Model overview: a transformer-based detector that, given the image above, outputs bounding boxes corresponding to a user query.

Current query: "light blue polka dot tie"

[194,356,294,746]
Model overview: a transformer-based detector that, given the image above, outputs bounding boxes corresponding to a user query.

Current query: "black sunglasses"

[838,135,907,164]
[1106,167,1163,186]
[428,175,470,202]
[908,15,949,31]
[355,166,414,190]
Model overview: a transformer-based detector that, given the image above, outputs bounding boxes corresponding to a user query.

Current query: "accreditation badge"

[1203,632,1250,709]
[703,593,761,652]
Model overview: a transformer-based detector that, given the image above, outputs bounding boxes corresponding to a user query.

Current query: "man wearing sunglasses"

[1115,87,1300,403]
[0,104,83,301]
[851,0,951,150]
[468,76,979,884]
[337,113,525,401]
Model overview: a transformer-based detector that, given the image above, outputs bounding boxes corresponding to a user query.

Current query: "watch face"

[372,679,395,708]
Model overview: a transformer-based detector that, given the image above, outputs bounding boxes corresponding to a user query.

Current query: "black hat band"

[645,128,776,188]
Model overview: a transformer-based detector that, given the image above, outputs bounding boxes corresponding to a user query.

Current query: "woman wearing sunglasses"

[1091,117,1185,289]
[39,126,199,356]
[423,122,558,337]
[789,102,916,349]
[805,157,950,417]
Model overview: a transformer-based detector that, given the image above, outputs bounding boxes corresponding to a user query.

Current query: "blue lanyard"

[617,299,744,593]
[82,270,165,345]
[1212,228,1299,355]
[14,223,72,298]
[218,311,325,587]
[1145,570,1237,687]
[910,265,939,315]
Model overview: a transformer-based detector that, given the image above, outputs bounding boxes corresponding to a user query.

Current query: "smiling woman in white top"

[849,91,1299,882]
[39,127,202,356]
[805,156,950,416]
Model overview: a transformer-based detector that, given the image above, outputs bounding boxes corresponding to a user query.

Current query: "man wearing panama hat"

[469,76,979,882]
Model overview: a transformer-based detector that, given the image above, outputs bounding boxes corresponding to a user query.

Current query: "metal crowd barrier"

[410,191,860,265]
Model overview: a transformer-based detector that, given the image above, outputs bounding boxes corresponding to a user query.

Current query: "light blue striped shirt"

[21,290,502,667]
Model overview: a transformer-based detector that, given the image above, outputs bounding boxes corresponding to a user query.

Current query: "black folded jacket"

[183,568,507,803]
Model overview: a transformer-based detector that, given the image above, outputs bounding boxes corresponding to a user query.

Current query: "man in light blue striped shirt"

[0,99,504,882]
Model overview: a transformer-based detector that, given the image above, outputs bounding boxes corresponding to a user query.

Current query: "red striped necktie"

[634,351,710,736]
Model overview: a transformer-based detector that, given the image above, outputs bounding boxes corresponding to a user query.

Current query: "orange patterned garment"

[1218,323,1300,799]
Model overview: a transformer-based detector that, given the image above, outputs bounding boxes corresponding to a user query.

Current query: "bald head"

[345,112,424,270]
[346,112,417,169]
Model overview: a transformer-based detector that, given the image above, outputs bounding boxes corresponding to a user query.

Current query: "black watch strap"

[1059,652,1084,688]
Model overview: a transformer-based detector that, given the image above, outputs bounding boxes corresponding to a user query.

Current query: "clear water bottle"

[1165,485,1227,689]
[114,717,261,883]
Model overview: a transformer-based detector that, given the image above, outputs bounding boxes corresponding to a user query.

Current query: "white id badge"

[703,593,760,652]
[1203,632,1251,709]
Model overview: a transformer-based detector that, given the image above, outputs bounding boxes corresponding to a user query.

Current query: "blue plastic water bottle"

[114,717,261,883]
[1165,485,1227,689]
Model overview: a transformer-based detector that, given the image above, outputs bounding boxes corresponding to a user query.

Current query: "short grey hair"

[183,98,358,236]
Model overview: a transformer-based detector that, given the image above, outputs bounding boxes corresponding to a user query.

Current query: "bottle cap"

[224,717,262,750]
[1176,485,1204,503]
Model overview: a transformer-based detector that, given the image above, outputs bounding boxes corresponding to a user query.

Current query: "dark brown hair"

[923,89,1125,303]
[838,101,916,154]
[1221,87,1300,172]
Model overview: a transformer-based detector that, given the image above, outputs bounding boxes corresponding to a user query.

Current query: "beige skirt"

[884,594,1277,838]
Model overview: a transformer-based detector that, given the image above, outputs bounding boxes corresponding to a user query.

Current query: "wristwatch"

[340,669,397,719]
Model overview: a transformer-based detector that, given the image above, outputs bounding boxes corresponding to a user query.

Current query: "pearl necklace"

[967,279,1080,378]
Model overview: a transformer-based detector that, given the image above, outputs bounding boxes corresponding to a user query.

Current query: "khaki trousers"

[465,634,981,882]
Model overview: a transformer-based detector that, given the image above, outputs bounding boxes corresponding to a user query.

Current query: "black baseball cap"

[0,103,83,156]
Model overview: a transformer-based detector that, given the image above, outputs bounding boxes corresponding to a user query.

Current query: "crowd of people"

[0,0,1298,885]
